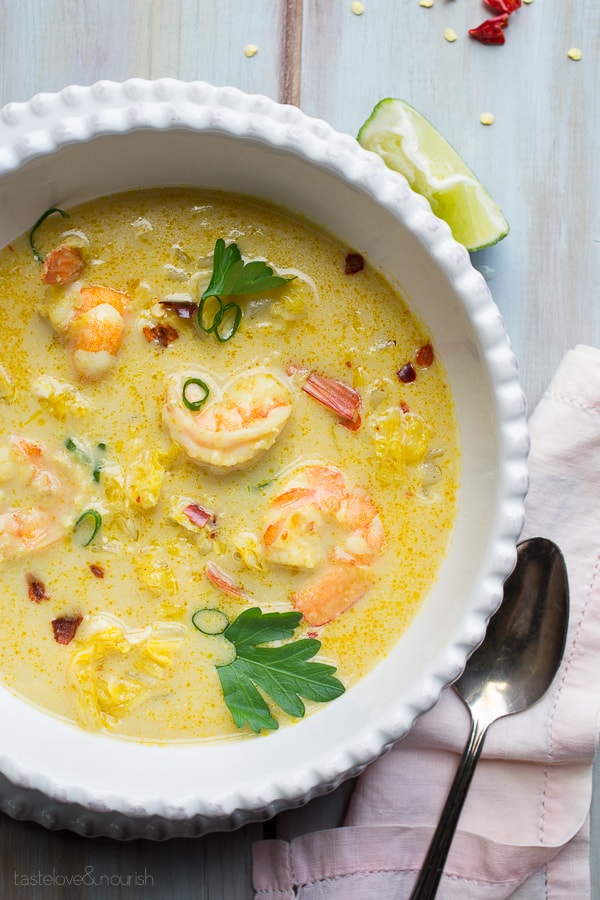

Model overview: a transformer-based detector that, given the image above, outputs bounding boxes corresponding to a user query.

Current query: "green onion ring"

[197,294,224,333]
[214,302,242,343]
[29,207,70,263]
[182,377,210,411]
[192,608,230,636]
[73,509,102,547]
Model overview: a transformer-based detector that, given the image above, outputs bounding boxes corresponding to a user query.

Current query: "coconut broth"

[0,188,459,742]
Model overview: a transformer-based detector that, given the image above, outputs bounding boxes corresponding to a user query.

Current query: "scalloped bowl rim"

[0,79,528,835]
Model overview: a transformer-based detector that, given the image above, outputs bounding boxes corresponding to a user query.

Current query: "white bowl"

[0,79,527,839]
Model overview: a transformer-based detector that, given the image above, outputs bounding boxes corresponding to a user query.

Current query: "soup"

[0,188,459,742]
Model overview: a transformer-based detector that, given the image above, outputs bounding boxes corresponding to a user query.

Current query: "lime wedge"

[357,98,509,251]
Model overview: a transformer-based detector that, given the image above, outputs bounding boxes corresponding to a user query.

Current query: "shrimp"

[261,464,385,626]
[48,283,130,381]
[41,245,85,285]
[0,435,86,560]
[163,366,293,470]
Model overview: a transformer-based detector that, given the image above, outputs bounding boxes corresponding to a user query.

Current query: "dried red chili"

[468,13,509,45]
[485,0,521,12]
[26,574,49,603]
[183,503,216,529]
[397,363,416,384]
[51,615,83,645]
[416,343,435,368]
[160,300,198,319]
[344,252,364,275]
[143,322,179,347]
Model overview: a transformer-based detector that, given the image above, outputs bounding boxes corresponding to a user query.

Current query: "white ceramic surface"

[0,79,527,838]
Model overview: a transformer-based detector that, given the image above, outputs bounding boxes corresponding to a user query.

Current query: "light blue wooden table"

[0,1,598,897]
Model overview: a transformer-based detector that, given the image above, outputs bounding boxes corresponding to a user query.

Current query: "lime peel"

[357,98,509,251]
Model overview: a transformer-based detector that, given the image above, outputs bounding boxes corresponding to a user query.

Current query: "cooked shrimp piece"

[262,464,385,625]
[0,435,86,560]
[48,283,130,381]
[163,367,293,470]
[41,245,85,285]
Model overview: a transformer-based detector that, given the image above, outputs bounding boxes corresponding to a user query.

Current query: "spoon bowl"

[410,536,569,899]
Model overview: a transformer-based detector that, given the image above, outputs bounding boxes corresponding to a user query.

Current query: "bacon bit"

[344,252,364,275]
[301,371,362,428]
[397,363,416,384]
[416,343,435,368]
[41,245,85,285]
[26,574,49,603]
[143,322,179,347]
[51,615,83,645]
[204,561,252,600]
[89,563,105,578]
[485,0,521,11]
[160,300,198,319]
[468,13,509,44]
[183,503,216,529]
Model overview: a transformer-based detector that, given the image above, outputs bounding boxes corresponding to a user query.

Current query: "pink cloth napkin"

[252,344,600,899]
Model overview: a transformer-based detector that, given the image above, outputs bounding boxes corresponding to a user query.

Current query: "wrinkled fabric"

[253,345,600,899]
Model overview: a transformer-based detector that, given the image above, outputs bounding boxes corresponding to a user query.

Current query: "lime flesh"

[358,98,509,252]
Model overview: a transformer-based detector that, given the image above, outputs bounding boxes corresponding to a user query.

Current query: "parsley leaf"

[215,607,345,733]
[202,238,294,301]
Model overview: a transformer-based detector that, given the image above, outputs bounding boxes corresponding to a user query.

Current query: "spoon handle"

[408,713,490,900]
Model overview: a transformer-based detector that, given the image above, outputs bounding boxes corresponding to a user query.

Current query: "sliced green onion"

[29,207,70,263]
[214,302,242,343]
[192,608,229,636]
[73,509,102,547]
[182,377,210,411]
[197,294,224,333]
[93,442,107,483]
[65,437,92,467]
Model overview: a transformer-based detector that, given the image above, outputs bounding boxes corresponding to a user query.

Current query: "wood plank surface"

[0,1,597,897]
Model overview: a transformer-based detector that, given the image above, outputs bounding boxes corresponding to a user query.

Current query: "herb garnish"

[198,239,294,341]
[65,438,107,483]
[29,207,70,263]
[73,509,102,546]
[192,606,345,733]
[182,377,210,411]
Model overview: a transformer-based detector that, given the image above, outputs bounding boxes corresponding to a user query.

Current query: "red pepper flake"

[485,0,521,11]
[160,300,198,319]
[89,563,105,578]
[344,252,364,275]
[416,342,435,368]
[143,322,179,347]
[26,574,50,603]
[397,363,416,384]
[183,503,216,529]
[51,615,83,645]
[468,13,509,44]
[399,400,411,414]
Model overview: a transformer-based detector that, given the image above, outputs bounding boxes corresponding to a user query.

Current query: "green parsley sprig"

[192,606,345,733]
[198,239,295,342]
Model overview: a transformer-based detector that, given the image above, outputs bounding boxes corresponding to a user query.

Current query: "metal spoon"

[409,536,569,900]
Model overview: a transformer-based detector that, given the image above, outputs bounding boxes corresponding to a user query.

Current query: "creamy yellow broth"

[0,188,459,742]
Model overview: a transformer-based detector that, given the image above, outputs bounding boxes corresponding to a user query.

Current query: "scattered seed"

[351,1,365,14]
[444,28,458,42]
[420,0,434,6]
[244,44,259,58]
[480,112,495,125]
[567,48,582,61]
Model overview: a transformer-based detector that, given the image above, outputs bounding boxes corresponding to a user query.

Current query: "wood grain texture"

[0,1,598,897]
